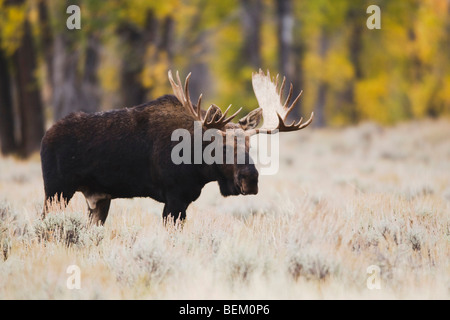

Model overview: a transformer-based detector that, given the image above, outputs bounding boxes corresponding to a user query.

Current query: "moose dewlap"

[40,70,313,225]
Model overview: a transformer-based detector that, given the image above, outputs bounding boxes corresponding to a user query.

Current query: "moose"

[40,70,313,225]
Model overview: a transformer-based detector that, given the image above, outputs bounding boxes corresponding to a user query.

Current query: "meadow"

[0,119,449,299]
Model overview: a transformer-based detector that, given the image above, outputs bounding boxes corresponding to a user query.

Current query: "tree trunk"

[80,34,101,113]
[38,0,54,91]
[314,31,330,127]
[340,6,363,123]
[159,16,174,61]
[52,32,101,120]
[0,49,17,155]
[314,82,327,127]
[277,0,294,79]
[241,0,262,68]
[12,18,45,156]
[118,11,157,107]
[276,0,302,118]
[185,29,212,101]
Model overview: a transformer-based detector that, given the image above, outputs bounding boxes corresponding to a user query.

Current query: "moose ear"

[238,108,262,130]
[204,104,223,123]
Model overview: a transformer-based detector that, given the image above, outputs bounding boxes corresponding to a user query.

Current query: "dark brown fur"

[40,95,259,225]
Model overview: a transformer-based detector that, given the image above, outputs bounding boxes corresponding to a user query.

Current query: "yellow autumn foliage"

[141,45,170,99]
[0,2,26,55]
[355,75,390,124]
[2,0,449,126]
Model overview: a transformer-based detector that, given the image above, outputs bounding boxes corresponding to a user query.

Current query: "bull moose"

[40,70,313,225]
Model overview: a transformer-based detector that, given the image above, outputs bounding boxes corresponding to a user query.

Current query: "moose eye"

[238,172,250,181]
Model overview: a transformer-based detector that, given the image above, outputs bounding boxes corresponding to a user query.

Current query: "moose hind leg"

[85,193,111,225]
[43,189,75,218]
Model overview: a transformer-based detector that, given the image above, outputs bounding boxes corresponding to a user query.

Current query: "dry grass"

[0,119,449,299]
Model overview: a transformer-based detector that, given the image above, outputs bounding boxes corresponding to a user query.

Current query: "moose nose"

[240,181,258,195]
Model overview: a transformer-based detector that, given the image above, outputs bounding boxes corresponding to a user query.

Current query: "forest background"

[0,0,450,157]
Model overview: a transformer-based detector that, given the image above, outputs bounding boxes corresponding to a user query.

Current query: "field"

[0,119,449,299]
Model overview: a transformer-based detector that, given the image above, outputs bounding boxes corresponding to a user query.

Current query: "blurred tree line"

[0,0,449,157]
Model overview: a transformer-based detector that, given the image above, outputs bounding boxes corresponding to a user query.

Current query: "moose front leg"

[162,197,188,225]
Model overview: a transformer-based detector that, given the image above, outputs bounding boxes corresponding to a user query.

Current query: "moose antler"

[168,70,241,130]
[245,69,313,136]
[168,70,202,120]
[203,104,242,130]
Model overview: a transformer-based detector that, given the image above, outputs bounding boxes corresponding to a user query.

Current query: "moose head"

[167,69,314,199]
